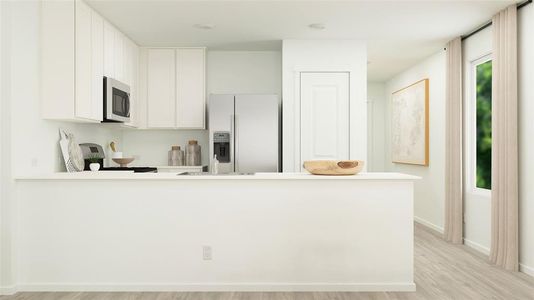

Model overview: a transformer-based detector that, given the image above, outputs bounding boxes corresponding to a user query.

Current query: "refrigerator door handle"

[230,114,235,173]
[234,115,239,173]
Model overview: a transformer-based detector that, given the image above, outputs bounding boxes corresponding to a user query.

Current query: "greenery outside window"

[474,59,492,190]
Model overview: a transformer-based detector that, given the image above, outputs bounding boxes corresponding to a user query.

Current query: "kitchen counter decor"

[112,157,135,167]
[303,160,364,175]
[59,129,84,172]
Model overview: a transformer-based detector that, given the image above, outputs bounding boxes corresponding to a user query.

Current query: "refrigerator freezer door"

[209,94,235,173]
[234,95,279,173]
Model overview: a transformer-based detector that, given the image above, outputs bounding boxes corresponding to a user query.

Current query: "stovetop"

[100,167,158,173]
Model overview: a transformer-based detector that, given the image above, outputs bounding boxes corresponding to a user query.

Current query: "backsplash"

[120,129,209,167]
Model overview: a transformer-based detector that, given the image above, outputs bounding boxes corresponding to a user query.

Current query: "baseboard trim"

[0,285,18,295]
[463,238,490,255]
[414,216,444,234]
[520,263,534,278]
[17,282,416,292]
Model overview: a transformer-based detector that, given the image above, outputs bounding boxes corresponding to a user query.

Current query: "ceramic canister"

[185,140,201,166]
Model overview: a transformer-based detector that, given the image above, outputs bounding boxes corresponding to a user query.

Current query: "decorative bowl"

[303,160,364,175]
[112,157,135,167]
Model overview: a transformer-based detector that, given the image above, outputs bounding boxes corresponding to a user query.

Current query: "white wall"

[384,51,446,233]
[462,26,492,254]
[0,0,16,294]
[121,129,208,167]
[207,51,281,96]
[122,50,282,167]
[518,4,534,277]
[0,1,124,292]
[367,82,386,171]
[282,40,368,172]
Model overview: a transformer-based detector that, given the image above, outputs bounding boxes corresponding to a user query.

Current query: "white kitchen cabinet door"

[75,0,92,120]
[123,40,139,128]
[300,72,350,170]
[114,31,124,82]
[122,39,133,86]
[90,11,104,121]
[103,21,115,78]
[176,48,206,129]
[147,49,176,128]
[41,0,76,120]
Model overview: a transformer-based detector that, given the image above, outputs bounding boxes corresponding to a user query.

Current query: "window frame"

[466,53,492,196]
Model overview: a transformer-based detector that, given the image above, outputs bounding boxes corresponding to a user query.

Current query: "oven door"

[104,77,130,123]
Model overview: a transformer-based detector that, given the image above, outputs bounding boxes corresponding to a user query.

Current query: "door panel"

[75,0,92,120]
[235,95,279,173]
[103,21,115,78]
[176,48,206,129]
[90,11,104,121]
[300,72,349,170]
[147,49,176,128]
[114,31,123,82]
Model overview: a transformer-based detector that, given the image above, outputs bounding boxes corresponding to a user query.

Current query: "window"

[474,58,492,190]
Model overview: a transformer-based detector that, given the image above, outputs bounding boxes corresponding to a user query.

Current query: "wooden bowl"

[303,160,364,175]
[112,157,135,167]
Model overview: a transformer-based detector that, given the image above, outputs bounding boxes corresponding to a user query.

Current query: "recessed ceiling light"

[308,23,326,30]
[193,23,215,30]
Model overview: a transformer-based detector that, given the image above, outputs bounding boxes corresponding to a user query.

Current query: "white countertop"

[155,165,206,169]
[14,172,420,181]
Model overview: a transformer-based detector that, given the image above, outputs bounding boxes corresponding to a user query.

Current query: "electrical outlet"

[31,158,39,167]
[202,246,212,260]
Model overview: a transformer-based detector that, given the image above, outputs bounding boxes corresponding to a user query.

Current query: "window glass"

[475,60,492,190]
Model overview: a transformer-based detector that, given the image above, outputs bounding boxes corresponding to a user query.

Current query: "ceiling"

[87,0,519,82]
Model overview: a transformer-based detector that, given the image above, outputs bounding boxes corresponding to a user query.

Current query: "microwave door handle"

[125,94,130,117]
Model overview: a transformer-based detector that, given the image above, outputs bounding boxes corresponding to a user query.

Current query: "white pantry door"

[300,72,349,170]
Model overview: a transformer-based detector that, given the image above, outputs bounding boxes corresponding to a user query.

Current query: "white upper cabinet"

[176,48,206,129]
[114,31,124,82]
[42,0,139,124]
[123,39,139,128]
[42,0,104,122]
[90,10,104,122]
[102,20,139,127]
[147,49,176,128]
[74,0,92,120]
[103,22,131,84]
[103,21,115,78]
[144,47,206,129]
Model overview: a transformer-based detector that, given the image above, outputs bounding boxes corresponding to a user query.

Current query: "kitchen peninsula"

[15,172,418,292]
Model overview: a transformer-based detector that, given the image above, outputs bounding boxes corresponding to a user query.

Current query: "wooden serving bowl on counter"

[112,157,135,167]
[303,160,364,175]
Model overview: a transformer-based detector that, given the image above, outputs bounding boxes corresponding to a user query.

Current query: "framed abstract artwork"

[391,79,429,166]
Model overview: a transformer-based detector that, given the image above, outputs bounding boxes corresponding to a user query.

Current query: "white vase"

[89,163,100,172]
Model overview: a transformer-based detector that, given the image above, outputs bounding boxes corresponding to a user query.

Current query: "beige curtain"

[444,38,463,244]
[490,5,519,271]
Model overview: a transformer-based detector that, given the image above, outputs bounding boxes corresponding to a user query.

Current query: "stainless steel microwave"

[103,77,130,123]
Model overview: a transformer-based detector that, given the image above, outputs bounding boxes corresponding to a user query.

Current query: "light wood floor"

[2,224,534,300]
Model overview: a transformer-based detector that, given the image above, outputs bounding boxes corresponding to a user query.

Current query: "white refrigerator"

[209,94,279,173]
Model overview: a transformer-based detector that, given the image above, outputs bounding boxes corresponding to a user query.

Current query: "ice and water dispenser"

[213,132,230,163]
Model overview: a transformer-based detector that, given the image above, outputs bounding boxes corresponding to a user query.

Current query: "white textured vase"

[89,163,100,172]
